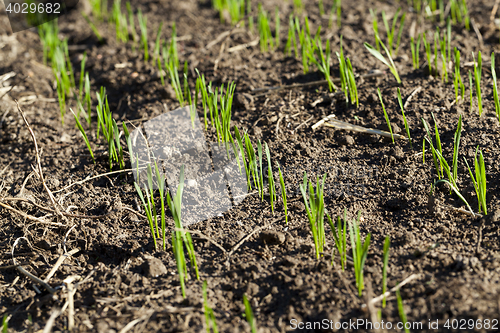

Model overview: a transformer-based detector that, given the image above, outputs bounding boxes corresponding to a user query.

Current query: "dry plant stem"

[491,0,500,25]
[43,309,62,333]
[403,86,422,109]
[11,237,57,294]
[476,220,484,254]
[1,197,114,219]
[0,201,65,226]
[470,19,484,48]
[295,115,314,131]
[322,119,407,140]
[364,280,383,333]
[43,248,80,283]
[312,114,336,130]
[15,101,62,218]
[228,38,260,52]
[0,75,28,100]
[251,71,386,94]
[369,273,422,305]
[213,20,247,73]
[227,218,280,258]
[437,202,482,217]
[175,228,226,254]
[53,168,136,193]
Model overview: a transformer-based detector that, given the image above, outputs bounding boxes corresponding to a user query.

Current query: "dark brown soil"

[1,0,500,332]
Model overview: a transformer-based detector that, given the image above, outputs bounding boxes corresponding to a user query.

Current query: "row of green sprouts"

[299,173,411,328]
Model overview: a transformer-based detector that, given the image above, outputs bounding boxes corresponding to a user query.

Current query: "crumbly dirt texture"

[1,0,500,332]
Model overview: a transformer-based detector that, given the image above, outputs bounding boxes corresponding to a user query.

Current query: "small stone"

[36,240,51,250]
[158,86,176,100]
[141,257,167,277]
[294,276,303,287]
[390,146,404,160]
[339,135,355,146]
[282,256,300,268]
[259,230,286,245]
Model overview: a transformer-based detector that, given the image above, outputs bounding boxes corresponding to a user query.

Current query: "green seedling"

[293,0,304,14]
[257,4,274,52]
[2,315,7,333]
[153,160,167,250]
[71,108,95,164]
[468,70,474,112]
[243,295,257,333]
[78,51,87,102]
[38,19,60,65]
[309,39,335,92]
[203,281,219,333]
[422,114,443,179]
[111,0,128,42]
[293,15,320,74]
[203,80,236,142]
[336,37,358,106]
[138,9,149,61]
[327,209,348,271]
[464,147,487,215]
[233,127,252,190]
[51,39,77,125]
[397,88,412,147]
[284,14,298,57]
[134,167,159,251]
[433,30,438,77]
[89,0,107,20]
[195,69,210,129]
[257,140,264,200]
[369,9,380,51]
[274,7,280,48]
[168,165,200,297]
[396,287,410,333]
[95,88,125,169]
[382,236,390,308]
[423,116,473,214]
[264,143,276,213]
[381,8,406,56]
[447,17,451,61]
[126,2,138,48]
[423,32,432,74]
[473,51,483,116]
[438,28,448,82]
[82,13,104,43]
[168,22,180,69]
[335,0,341,28]
[492,53,500,121]
[213,0,245,25]
[243,132,260,191]
[168,60,185,106]
[300,172,327,260]
[410,33,421,69]
[154,22,164,62]
[453,47,464,101]
[84,73,91,126]
[377,88,394,144]
[181,62,195,124]
[364,42,401,84]
[278,165,288,224]
[348,211,371,297]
